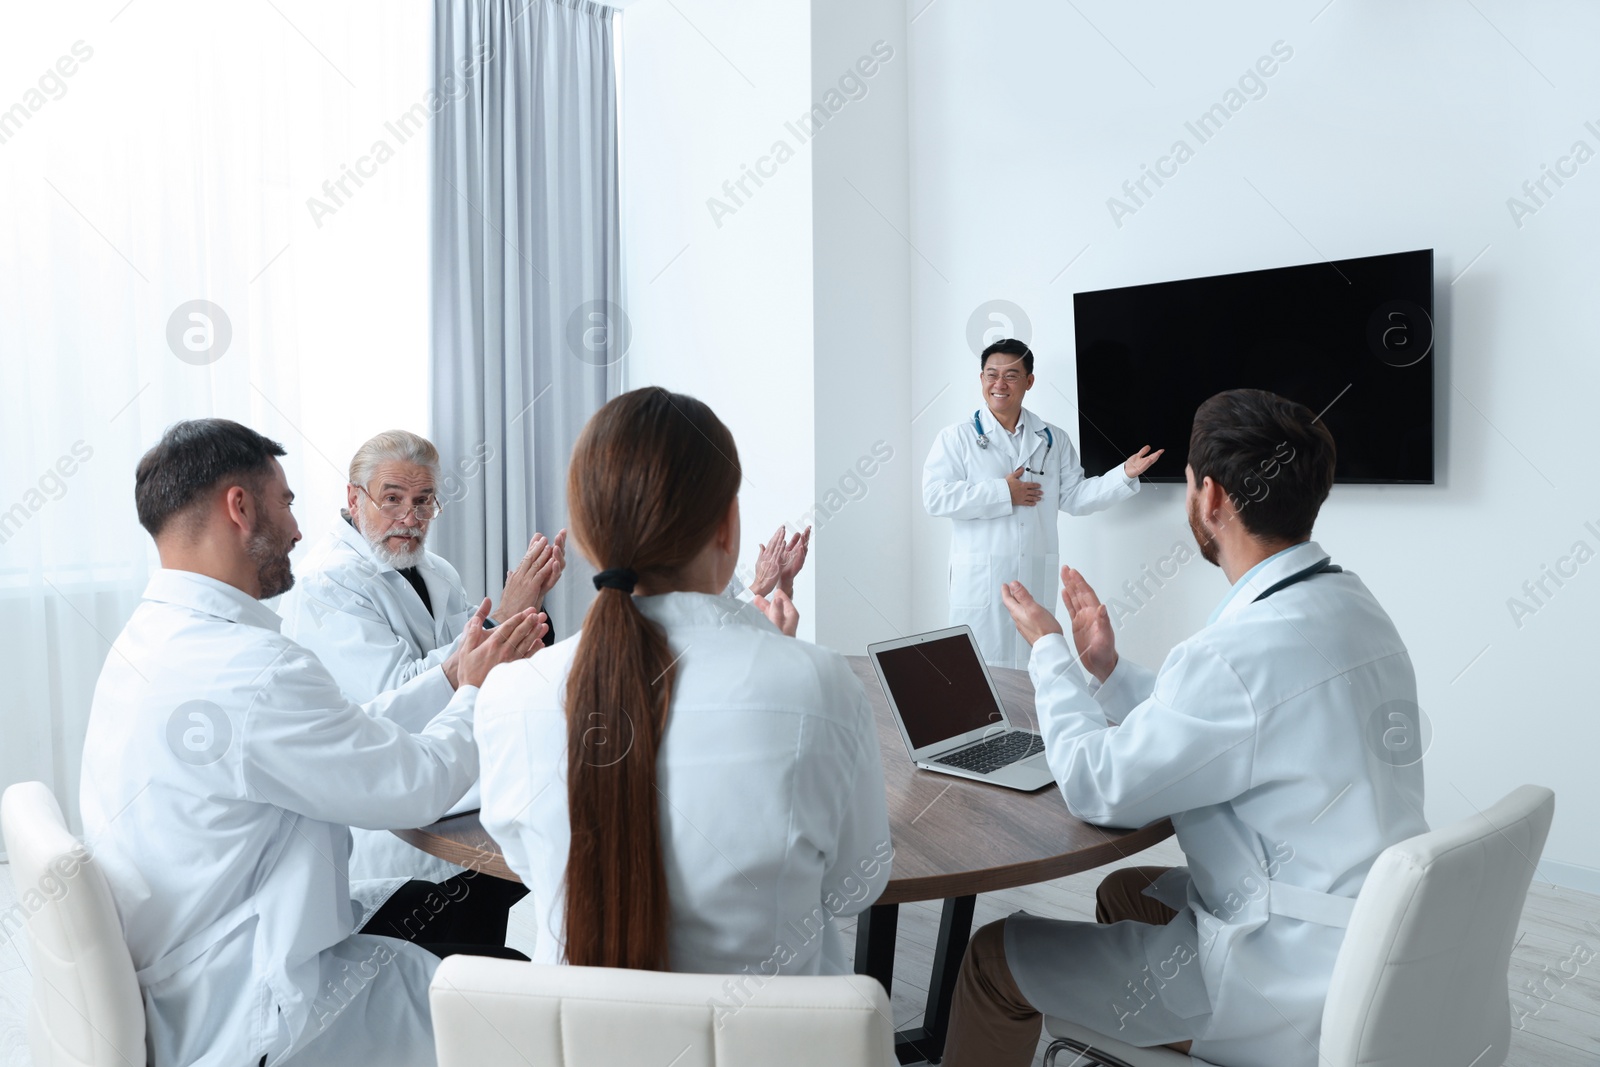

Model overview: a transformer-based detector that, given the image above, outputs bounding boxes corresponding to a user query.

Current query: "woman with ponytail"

[476,387,892,975]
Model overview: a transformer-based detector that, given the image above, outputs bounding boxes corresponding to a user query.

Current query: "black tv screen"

[1073,249,1435,484]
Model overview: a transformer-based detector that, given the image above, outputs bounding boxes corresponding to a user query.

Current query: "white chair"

[0,781,146,1067]
[1043,784,1557,1067]
[429,955,895,1067]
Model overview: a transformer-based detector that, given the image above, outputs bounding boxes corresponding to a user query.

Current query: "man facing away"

[279,430,562,925]
[923,337,1161,669]
[80,419,545,1067]
[941,389,1428,1067]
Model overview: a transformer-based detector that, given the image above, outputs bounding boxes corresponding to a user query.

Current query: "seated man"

[942,389,1428,1067]
[280,429,563,924]
[81,419,546,1067]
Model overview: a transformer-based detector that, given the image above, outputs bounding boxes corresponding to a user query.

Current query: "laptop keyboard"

[935,731,1045,774]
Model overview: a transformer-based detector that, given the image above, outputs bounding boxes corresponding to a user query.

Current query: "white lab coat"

[279,516,474,895]
[1007,542,1428,1067]
[475,591,893,976]
[923,405,1137,668]
[80,570,479,1067]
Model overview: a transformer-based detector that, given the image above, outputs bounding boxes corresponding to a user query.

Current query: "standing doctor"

[923,338,1161,668]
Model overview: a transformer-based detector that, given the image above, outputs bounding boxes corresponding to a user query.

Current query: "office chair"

[1044,785,1556,1067]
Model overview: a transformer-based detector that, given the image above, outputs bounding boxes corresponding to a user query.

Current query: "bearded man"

[280,429,563,932]
[82,419,544,1067]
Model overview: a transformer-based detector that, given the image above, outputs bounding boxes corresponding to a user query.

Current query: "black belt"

[1253,556,1341,602]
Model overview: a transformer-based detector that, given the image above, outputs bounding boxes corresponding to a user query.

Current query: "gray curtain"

[430,0,621,638]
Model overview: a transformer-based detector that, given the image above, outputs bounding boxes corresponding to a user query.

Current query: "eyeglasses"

[982,370,1027,384]
[355,484,442,521]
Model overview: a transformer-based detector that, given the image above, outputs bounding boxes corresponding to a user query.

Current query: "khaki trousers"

[941,866,1178,1067]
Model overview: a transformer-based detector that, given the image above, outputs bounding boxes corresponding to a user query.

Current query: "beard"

[1188,494,1220,567]
[363,523,427,568]
[249,520,297,600]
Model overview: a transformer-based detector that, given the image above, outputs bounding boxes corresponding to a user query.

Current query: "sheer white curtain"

[0,1,434,840]
[429,0,621,638]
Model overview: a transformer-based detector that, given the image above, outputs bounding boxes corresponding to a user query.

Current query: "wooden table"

[396,655,1173,1064]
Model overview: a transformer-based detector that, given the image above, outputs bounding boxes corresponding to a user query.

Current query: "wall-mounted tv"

[1073,249,1434,485]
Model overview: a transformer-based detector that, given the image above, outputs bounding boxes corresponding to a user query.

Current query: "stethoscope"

[973,409,1053,474]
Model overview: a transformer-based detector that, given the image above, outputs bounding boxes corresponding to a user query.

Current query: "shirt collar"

[142,568,285,633]
[979,405,1032,440]
[1207,540,1328,627]
[632,590,782,636]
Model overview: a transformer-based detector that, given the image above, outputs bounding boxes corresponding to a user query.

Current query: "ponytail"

[560,388,741,969]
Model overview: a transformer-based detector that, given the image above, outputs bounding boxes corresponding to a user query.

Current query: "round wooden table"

[395,655,1173,1064]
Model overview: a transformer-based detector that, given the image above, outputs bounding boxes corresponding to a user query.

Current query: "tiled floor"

[5,837,1598,1065]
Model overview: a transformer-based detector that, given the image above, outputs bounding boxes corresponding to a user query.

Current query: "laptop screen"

[873,633,1005,749]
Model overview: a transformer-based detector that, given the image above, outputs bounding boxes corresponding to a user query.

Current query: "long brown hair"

[561,387,742,969]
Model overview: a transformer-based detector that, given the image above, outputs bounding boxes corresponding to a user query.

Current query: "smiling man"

[280,429,564,931]
[923,337,1161,668]
[81,419,544,1067]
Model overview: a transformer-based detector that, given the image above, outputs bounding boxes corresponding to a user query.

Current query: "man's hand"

[442,598,490,688]
[776,525,811,596]
[1001,581,1063,646]
[1122,446,1164,479]
[1007,466,1043,507]
[545,528,567,590]
[443,598,548,689]
[749,526,786,597]
[1060,565,1118,683]
[496,529,566,618]
[752,588,799,637]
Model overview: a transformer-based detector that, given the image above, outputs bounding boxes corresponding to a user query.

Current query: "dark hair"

[1188,389,1336,542]
[561,387,742,970]
[135,419,286,537]
[980,337,1034,374]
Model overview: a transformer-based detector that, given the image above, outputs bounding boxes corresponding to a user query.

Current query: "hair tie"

[592,568,638,593]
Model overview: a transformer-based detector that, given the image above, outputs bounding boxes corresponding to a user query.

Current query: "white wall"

[619,0,916,649]
[810,0,913,651]
[618,0,818,634]
[905,0,1600,883]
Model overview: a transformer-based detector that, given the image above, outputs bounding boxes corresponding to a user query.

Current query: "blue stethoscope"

[973,410,1053,474]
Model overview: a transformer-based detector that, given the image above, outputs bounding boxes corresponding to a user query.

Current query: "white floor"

[5,838,1599,1065]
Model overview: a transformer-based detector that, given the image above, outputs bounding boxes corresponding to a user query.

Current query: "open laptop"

[866,626,1055,792]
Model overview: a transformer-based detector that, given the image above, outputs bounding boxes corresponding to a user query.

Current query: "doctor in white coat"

[477,388,890,976]
[923,338,1161,668]
[940,390,1428,1067]
[280,430,563,910]
[81,419,545,1067]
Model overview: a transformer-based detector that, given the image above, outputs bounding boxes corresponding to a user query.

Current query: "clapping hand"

[750,524,811,602]
[750,525,812,598]
[1000,581,1063,647]
[752,588,799,637]
[496,529,567,619]
[775,525,811,596]
[1059,566,1118,682]
[1000,568,1120,681]
[443,598,548,689]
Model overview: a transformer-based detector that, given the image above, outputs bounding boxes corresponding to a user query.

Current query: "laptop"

[866,626,1055,792]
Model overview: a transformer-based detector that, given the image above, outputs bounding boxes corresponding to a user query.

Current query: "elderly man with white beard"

[280,429,565,944]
